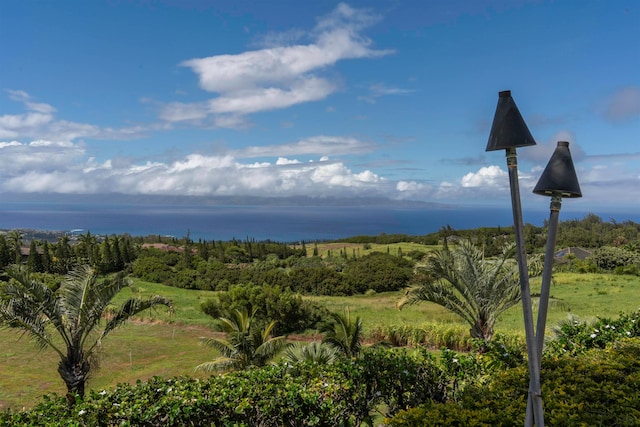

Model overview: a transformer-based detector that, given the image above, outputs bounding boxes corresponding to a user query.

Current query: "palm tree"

[320,308,363,358]
[0,264,172,403]
[7,230,23,265]
[195,308,289,372]
[399,240,523,342]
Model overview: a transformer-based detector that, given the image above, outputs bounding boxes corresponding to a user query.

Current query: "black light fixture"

[533,141,582,198]
[486,89,544,427]
[486,90,536,151]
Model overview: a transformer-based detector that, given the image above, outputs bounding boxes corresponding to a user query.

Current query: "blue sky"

[1,0,639,212]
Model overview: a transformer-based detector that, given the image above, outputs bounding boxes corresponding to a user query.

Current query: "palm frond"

[194,357,242,373]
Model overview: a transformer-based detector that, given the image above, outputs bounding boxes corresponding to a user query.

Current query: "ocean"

[0,202,637,242]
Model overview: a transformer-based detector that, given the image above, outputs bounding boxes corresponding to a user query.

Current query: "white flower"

[167,387,173,392]
[594,329,600,333]
[627,331,632,336]
[452,358,459,363]
[113,403,120,407]
[99,390,107,396]
[590,333,597,338]
[612,326,616,330]
[78,410,86,416]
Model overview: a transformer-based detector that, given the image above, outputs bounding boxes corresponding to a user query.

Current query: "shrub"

[343,252,414,294]
[547,309,640,356]
[386,339,640,426]
[201,283,329,334]
[590,246,640,271]
[131,256,175,284]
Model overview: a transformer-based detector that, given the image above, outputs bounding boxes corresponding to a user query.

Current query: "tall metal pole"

[526,140,582,426]
[536,195,561,361]
[506,147,544,427]
[526,195,560,427]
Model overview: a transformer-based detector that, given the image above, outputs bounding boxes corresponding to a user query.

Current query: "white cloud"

[0,139,387,198]
[7,90,56,114]
[1,90,149,142]
[461,165,508,188]
[164,3,393,124]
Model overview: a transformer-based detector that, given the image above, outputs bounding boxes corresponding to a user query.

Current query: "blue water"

[0,202,636,242]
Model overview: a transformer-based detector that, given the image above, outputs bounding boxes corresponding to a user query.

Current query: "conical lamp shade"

[533,141,582,198]
[486,90,537,151]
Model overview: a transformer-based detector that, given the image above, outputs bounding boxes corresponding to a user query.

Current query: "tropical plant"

[399,240,524,342]
[321,308,363,358]
[284,341,340,365]
[195,308,290,372]
[0,264,173,403]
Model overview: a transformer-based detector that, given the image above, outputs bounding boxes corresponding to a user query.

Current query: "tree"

[321,308,363,358]
[7,230,23,265]
[399,240,523,342]
[195,308,289,372]
[0,265,172,403]
[27,240,44,273]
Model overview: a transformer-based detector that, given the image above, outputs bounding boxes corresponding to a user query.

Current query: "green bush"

[590,246,640,271]
[386,339,640,426]
[201,283,329,334]
[343,252,414,294]
[131,256,175,284]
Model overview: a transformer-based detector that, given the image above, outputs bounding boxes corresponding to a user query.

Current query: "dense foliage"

[387,339,640,426]
[0,348,447,427]
[200,283,329,334]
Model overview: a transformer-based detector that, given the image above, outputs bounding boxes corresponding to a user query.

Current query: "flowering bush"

[547,309,640,356]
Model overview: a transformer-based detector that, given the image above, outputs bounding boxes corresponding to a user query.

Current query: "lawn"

[2,272,639,410]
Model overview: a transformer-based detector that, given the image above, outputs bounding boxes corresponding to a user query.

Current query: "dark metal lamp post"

[486,90,544,426]
[525,141,582,426]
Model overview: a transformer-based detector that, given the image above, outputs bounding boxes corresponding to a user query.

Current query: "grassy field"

[2,272,640,410]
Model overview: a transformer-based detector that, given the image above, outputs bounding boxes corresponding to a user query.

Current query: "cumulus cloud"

[162,3,393,125]
[461,165,508,188]
[602,86,640,122]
